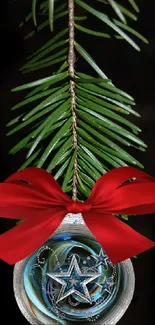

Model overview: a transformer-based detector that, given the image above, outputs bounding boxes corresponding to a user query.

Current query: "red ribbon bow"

[0,166,155,265]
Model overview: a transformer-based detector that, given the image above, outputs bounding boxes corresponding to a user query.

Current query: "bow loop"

[66,201,92,213]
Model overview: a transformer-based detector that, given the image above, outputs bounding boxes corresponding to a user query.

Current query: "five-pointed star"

[46,255,101,303]
[98,277,115,294]
[91,249,112,268]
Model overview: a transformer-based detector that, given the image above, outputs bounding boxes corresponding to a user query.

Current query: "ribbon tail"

[83,212,155,264]
[0,209,65,264]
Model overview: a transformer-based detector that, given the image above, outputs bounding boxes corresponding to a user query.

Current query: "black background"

[0,0,155,324]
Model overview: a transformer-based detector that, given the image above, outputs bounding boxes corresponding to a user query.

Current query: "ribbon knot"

[66,201,92,213]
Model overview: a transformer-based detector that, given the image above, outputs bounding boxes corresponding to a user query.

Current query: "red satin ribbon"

[0,166,155,265]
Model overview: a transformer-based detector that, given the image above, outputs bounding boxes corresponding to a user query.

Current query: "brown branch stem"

[68,0,78,201]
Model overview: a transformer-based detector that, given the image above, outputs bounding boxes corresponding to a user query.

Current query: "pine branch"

[7,0,148,203]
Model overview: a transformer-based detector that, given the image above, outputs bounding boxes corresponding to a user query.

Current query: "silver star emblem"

[47,255,101,303]
[98,276,115,294]
[91,249,112,268]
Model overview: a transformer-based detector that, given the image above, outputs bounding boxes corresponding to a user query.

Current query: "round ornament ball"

[13,213,135,324]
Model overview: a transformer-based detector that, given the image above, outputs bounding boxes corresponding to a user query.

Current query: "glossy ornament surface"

[13,214,135,324]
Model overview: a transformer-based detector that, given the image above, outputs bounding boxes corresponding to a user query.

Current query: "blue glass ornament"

[14,213,135,325]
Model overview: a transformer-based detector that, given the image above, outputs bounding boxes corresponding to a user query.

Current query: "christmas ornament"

[1,165,155,324]
[13,213,135,324]
[1,0,151,323]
